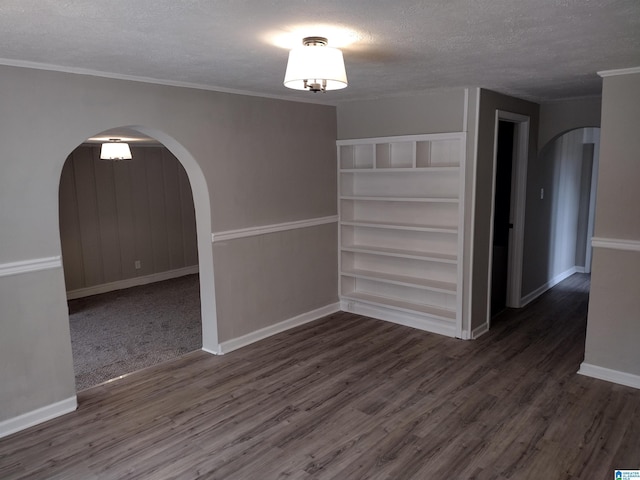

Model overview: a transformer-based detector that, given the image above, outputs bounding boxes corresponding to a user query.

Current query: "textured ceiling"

[0,0,639,105]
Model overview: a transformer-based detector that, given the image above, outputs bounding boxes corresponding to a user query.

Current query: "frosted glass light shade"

[284,43,347,91]
[100,142,132,160]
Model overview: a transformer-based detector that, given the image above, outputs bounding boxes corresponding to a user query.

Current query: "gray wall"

[337,89,467,140]
[474,90,540,329]
[60,145,198,292]
[0,269,76,420]
[0,64,338,423]
[214,224,337,340]
[538,97,602,150]
[584,71,640,377]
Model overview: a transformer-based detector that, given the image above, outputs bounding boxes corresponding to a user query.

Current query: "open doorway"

[576,131,599,274]
[59,131,203,390]
[491,121,515,317]
[488,111,530,323]
[489,125,601,327]
[535,127,600,287]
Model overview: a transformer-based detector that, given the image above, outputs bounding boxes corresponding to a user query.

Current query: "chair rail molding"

[591,237,640,252]
[211,215,338,243]
[0,256,62,278]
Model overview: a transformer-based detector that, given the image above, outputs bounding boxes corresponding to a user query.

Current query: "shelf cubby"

[340,144,374,169]
[340,170,459,199]
[376,142,414,168]
[340,244,457,264]
[340,198,459,230]
[340,224,458,258]
[341,251,457,285]
[416,139,462,168]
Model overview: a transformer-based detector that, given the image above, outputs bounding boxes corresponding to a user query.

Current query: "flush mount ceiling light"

[284,36,348,93]
[100,139,132,160]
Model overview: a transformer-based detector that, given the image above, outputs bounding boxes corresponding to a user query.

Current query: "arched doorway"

[58,127,219,390]
[537,127,600,277]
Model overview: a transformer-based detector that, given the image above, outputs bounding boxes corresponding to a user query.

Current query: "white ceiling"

[1,0,639,106]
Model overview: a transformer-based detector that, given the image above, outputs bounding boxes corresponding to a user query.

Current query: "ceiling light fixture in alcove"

[284,36,348,92]
[100,139,132,160]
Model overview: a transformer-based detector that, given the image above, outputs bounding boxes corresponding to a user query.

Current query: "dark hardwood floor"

[1,274,638,479]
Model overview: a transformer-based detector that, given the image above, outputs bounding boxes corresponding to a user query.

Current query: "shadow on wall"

[522,127,600,296]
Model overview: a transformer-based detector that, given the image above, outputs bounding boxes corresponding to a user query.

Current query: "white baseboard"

[578,363,640,390]
[66,265,199,300]
[341,300,457,338]
[0,396,77,439]
[218,303,341,354]
[202,346,223,355]
[520,266,578,307]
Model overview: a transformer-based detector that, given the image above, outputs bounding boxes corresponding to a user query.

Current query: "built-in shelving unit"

[337,133,466,337]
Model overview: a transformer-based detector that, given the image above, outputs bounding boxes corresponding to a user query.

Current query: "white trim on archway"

[130,126,220,353]
[59,126,220,359]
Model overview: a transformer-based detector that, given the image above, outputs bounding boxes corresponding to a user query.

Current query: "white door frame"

[487,111,530,325]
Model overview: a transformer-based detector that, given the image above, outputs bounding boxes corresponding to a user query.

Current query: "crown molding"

[597,67,640,78]
[0,58,336,106]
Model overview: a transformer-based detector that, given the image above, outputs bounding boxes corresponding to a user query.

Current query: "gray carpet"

[68,274,202,391]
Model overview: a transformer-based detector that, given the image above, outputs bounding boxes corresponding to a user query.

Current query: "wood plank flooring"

[1,274,638,479]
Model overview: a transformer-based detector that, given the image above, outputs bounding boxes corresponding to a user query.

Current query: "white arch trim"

[128,126,220,353]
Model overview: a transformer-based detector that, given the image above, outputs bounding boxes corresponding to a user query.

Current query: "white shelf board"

[341,268,457,294]
[341,244,457,264]
[340,220,458,234]
[341,291,456,322]
[341,195,459,203]
[336,132,465,146]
